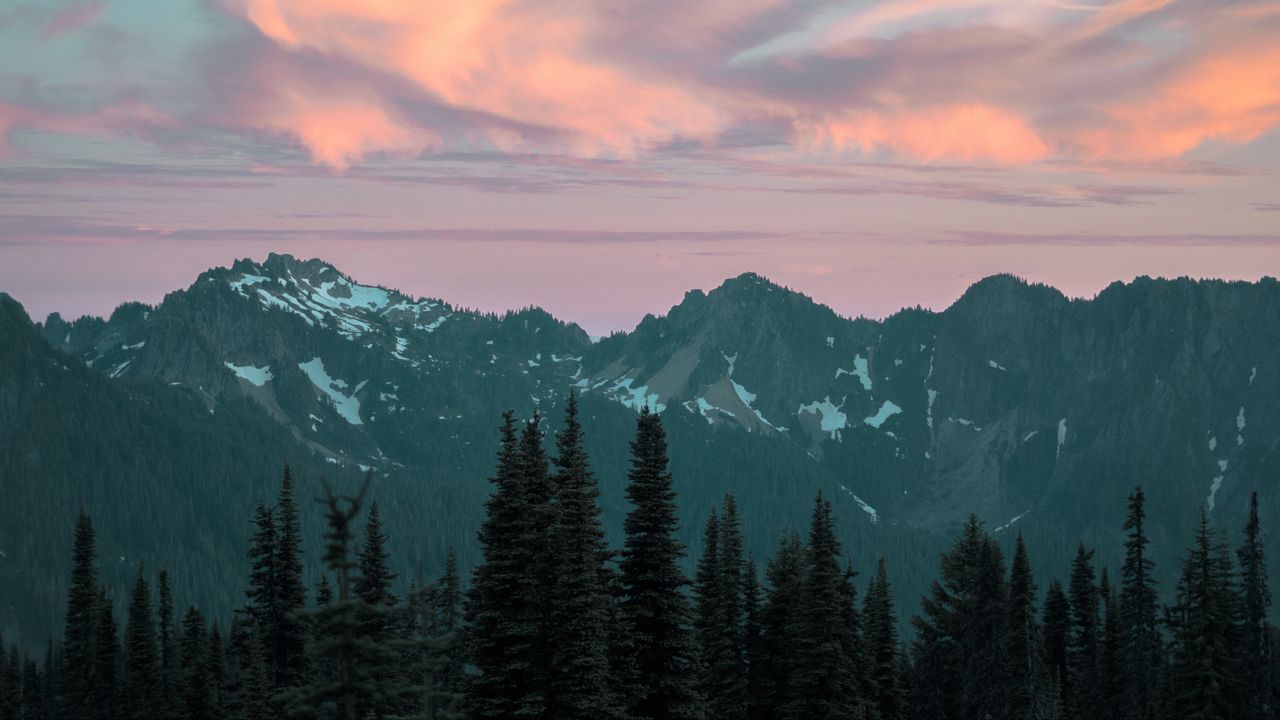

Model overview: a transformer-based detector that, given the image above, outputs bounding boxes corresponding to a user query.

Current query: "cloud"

[3,0,1279,168]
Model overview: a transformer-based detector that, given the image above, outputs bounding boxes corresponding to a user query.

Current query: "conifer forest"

[2,392,1275,720]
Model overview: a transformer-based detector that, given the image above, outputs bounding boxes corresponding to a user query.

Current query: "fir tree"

[355,501,397,609]
[1237,492,1273,720]
[1066,543,1100,720]
[619,408,704,720]
[124,565,160,720]
[465,412,548,720]
[62,511,98,719]
[1098,570,1123,712]
[781,493,860,720]
[1168,512,1241,720]
[157,569,179,720]
[742,559,764,720]
[273,466,309,689]
[694,510,721,652]
[316,576,333,607]
[752,532,804,720]
[179,607,211,720]
[545,392,615,720]
[1041,579,1071,712]
[244,504,277,650]
[1119,486,1160,718]
[208,623,226,717]
[864,558,905,720]
[1005,533,1052,720]
[911,516,1007,720]
[93,589,119,720]
[284,477,402,720]
[705,495,747,720]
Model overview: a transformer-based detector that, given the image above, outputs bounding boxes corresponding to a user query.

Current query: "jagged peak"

[950,273,1068,311]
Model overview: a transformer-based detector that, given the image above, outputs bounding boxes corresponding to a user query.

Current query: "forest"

[0,391,1275,720]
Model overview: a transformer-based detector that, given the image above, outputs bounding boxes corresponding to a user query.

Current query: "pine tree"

[694,510,721,653]
[545,391,615,720]
[705,495,747,720]
[911,516,1007,720]
[864,558,904,720]
[465,412,549,720]
[752,532,804,720]
[244,504,277,650]
[781,493,859,720]
[355,502,397,609]
[1098,570,1123,712]
[208,622,226,717]
[1237,492,1273,720]
[1168,512,1241,720]
[273,466,309,689]
[316,575,334,607]
[124,565,160,720]
[93,589,120,720]
[743,559,764,720]
[1041,578,1071,712]
[1119,486,1160,718]
[179,607,211,720]
[1066,543,1100,720]
[284,477,402,720]
[619,408,704,720]
[157,569,179,719]
[62,511,98,719]
[1005,533,1051,720]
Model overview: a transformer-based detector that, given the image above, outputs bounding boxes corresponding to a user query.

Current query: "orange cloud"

[1071,34,1280,159]
[229,0,723,164]
[797,105,1049,165]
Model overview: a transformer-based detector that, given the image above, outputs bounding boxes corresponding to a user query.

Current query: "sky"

[0,0,1278,335]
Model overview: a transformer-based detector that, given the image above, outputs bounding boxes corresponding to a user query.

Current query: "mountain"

[3,255,1278,645]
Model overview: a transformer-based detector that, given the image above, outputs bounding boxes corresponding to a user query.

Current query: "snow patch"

[722,351,738,376]
[836,353,873,391]
[826,336,835,348]
[994,511,1028,534]
[926,389,938,429]
[839,484,878,523]
[108,358,133,379]
[864,401,902,429]
[298,357,363,425]
[1249,366,1257,385]
[1208,435,1217,451]
[1023,430,1038,442]
[798,396,848,440]
[224,362,273,387]
[988,360,1007,372]
[121,341,146,350]
[229,273,269,293]
[610,378,665,413]
[1056,418,1067,459]
[1207,476,1225,512]
[731,379,783,431]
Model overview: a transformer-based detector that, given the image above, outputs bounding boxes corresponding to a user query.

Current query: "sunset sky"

[1,0,1278,334]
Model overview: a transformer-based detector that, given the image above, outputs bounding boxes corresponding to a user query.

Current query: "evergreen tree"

[1066,543,1100,720]
[179,607,211,720]
[1118,486,1160,718]
[694,510,721,652]
[1168,512,1241,720]
[93,590,119,720]
[1041,579,1071,712]
[465,412,548,720]
[124,565,160,720]
[62,511,98,719]
[316,576,333,607]
[752,533,804,720]
[545,392,615,720]
[355,502,397,609]
[781,493,860,720]
[864,558,904,720]
[244,505,277,652]
[1098,570,1123,712]
[157,569,178,719]
[742,559,764,720]
[1005,534,1052,720]
[208,622,226,717]
[911,516,1007,720]
[1237,492,1273,720]
[284,477,402,720]
[705,495,747,720]
[273,466,309,689]
[619,408,703,720]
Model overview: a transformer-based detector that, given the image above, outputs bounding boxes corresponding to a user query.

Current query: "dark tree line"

[4,392,1278,720]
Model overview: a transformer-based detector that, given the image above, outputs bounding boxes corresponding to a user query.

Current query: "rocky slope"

[2,256,1277,643]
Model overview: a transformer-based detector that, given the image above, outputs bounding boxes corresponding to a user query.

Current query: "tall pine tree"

[1237,492,1273,720]
[545,392,615,720]
[124,565,160,720]
[1119,486,1160,718]
[619,408,703,720]
[864,558,904,720]
[63,511,98,719]
[1066,543,1101,720]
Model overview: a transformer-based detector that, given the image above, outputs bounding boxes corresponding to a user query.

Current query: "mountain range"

[2,253,1277,645]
